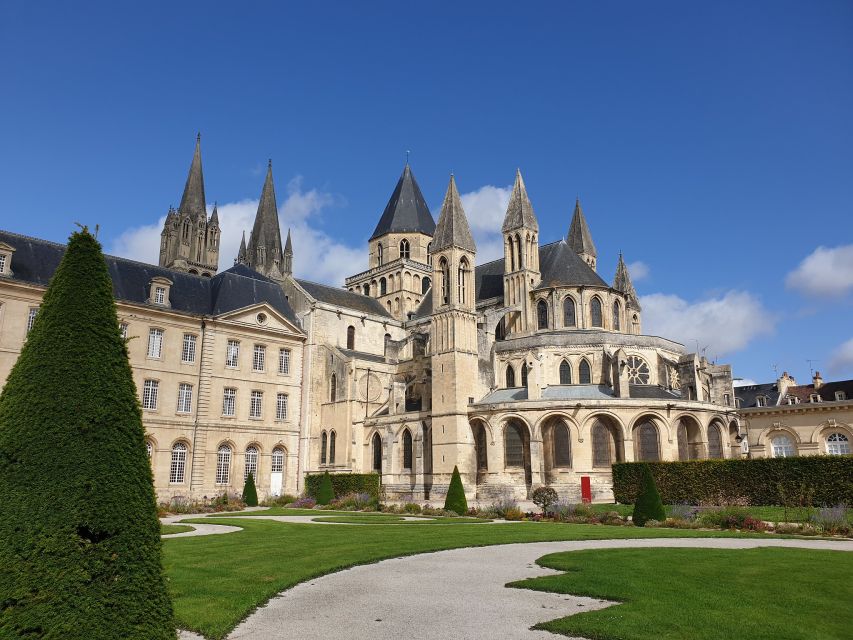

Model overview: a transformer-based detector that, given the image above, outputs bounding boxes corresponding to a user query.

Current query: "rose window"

[626,356,650,384]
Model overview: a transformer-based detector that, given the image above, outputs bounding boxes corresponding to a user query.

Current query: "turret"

[501,169,540,333]
[284,228,293,276]
[567,198,597,271]
[612,252,641,334]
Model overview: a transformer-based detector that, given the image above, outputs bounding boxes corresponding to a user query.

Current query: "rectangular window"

[756,396,766,407]
[27,307,39,334]
[215,447,231,485]
[226,340,240,368]
[120,322,128,339]
[222,388,236,416]
[142,379,159,410]
[279,348,291,374]
[836,391,847,401]
[148,328,163,358]
[249,391,263,419]
[253,344,266,372]
[181,334,197,363]
[0,254,6,273]
[177,383,193,413]
[276,393,288,420]
[154,286,166,304]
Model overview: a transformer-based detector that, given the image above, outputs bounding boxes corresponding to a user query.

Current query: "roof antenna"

[806,359,818,376]
[405,150,410,165]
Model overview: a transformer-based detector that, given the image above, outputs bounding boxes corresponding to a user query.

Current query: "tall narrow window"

[142,379,159,410]
[182,333,197,363]
[400,238,410,259]
[402,429,413,470]
[563,297,576,327]
[427,242,432,265]
[154,286,166,305]
[226,339,240,368]
[506,365,516,388]
[0,254,6,274]
[708,424,723,458]
[176,383,193,413]
[508,238,516,271]
[439,258,450,305]
[215,445,231,484]
[222,387,236,416]
[321,432,328,464]
[170,442,187,483]
[554,421,571,467]
[372,432,382,472]
[458,258,468,304]
[271,448,284,474]
[330,373,337,402]
[590,297,603,328]
[612,301,621,330]
[515,234,524,268]
[346,326,355,350]
[253,344,266,372]
[363,284,370,296]
[329,431,336,464]
[826,432,850,455]
[422,276,430,294]
[537,300,548,329]
[147,328,163,358]
[592,424,611,467]
[559,360,572,384]
[521,363,528,387]
[276,393,288,420]
[505,422,525,467]
[249,391,263,418]
[380,277,387,295]
[279,348,291,374]
[120,322,129,339]
[27,307,39,334]
[244,446,258,481]
[377,243,384,265]
[145,440,153,459]
[637,423,659,461]
[579,358,592,384]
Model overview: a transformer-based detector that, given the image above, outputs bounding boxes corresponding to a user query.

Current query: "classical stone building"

[0,137,746,504]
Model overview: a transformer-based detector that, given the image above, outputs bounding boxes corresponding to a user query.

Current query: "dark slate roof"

[734,383,780,408]
[370,165,436,241]
[0,230,300,326]
[295,279,392,318]
[629,385,682,400]
[785,380,853,403]
[411,288,432,320]
[567,198,596,257]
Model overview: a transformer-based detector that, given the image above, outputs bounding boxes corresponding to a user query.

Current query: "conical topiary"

[0,229,174,639]
[316,471,334,505]
[242,472,258,507]
[632,464,666,527]
[444,466,468,515]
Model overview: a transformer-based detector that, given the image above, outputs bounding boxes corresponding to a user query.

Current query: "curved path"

[226,537,853,640]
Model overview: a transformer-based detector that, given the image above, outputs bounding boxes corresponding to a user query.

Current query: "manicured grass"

[161,524,194,535]
[165,517,785,638]
[510,547,853,640]
[311,515,492,524]
[210,507,366,517]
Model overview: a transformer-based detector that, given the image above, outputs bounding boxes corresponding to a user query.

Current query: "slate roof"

[0,230,300,326]
[370,165,436,240]
[295,279,392,318]
[567,199,596,257]
[734,383,780,408]
[629,385,682,400]
[542,385,615,400]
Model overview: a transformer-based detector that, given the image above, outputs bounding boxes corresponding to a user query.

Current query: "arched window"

[554,421,571,467]
[579,358,591,384]
[215,444,231,484]
[677,422,689,461]
[377,243,384,265]
[505,422,525,467]
[363,284,370,296]
[458,257,469,304]
[244,446,258,481]
[508,237,516,271]
[427,242,432,265]
[372,432,382,473]
[182,219,190,241]
[827,432,850,455]
[636,422,659,461]
[402,429,413,470]
[320,431,328,464]
[771,435,796,458]
[515,234,523,268]
[625,356,651,384]
[612,300,621,331]
[169,442,187,483]
[592,424,611,467]
[271,447,285,474]
[399,238,410,259]
[422,276,430,294]
[708,424,723,459]
[559,360,572,384]
[329,431,336,464]
[590,297,603,327]
[521,363,528,387]
[563,297,576,327]
[145,440,153,459]
[439,258,450,305]
[495,316,506,342]
[506,364,516,388]
[330,373,337,402]
[537,300,548,329]
[379,277,387,295]
[346,325,355,350]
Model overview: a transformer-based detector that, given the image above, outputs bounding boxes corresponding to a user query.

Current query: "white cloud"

[828,337,853,375]
[640,290,773,356]
[733,378,758,387]
[627,260,649,282]
[458,184,512,264]
[785,244,853,297]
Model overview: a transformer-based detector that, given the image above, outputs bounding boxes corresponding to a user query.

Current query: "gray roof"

[628,385,682,400]
[296,279,392,318]
[477,388,528,403]
[370,165,436,240]
[0,230,300,326]
[542,385,615,400]
[178,134,206,219]
[734,383,780,408]
[339,348,387,364]
[567,199,596,257]
[501,170,539,232]
[431,175,476,253]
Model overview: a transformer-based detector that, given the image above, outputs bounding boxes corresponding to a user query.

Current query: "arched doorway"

[504,419,532,490]
[589,416,624,468]
[707,421,724,458]
[471,420,489,485]
[676,417,704,460]
[371,432,382,474]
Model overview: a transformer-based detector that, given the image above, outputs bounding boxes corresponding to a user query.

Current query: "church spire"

[613,252,641,311]
[432,175,476,253]
[567,198,597,270]
[283,228,293,276]
[502,169,538,232]
[237,231,247,265]
[209,202,219,227]
[244,160,285,279]
[178,133,206,219]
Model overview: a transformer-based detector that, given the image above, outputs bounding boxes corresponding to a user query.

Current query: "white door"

[270,472,283,497]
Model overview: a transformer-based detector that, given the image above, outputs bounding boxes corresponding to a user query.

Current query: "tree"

[0,229,174,639]
[316,471,334,505]
[444,466,468,515]
[242,472,259,507]
[532,486,559,515]
[632,464,666,527]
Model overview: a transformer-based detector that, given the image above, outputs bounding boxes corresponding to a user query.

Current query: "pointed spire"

[245,161,284,277]
[178,134,206,218]
[432,174,476,253]
[283,228,293,276]
[370,164,436,240]
[501,169,539,233]
[237,231,247,264]
[209,202,219,227]
[284,228,293,255]
[567,198,597,258]
[613,252,641,311]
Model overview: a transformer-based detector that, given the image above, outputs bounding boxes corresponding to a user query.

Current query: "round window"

[256,312,268,325]
[626,355,650,384]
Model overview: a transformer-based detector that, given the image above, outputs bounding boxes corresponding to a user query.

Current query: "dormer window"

[810,394,822,403]
[756,396,767,407]
[834,391,847,401]
[149,277,173,307]
[785,396,799,405]
[154,287,165,304]
[0,241,15,276]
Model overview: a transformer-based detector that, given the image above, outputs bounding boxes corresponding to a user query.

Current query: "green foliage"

[632,464,666,527]
[612,456,853,506]
[316,471,335,505]
[305,472,380,500]
[444,466,468,514]
[242,473,259,506]
[532,486,559,514]
[0,230,174,639]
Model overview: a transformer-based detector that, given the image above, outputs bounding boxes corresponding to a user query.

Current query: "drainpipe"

[189,318,207,492]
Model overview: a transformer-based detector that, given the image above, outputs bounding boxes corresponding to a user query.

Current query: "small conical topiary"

[242,472,259,507]
[444,466,468,515]
[632,464,666,527]
[316,471,335,505]
[0,229,174,639]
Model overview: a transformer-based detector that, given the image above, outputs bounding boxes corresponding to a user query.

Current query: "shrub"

[0,230,174,639]
[487,487,519,518]
[632,464,666,527]
[531,486,559,515]
[290,496,316,509]
[504,507,525,521]
[331,492,376,511]
[811,505,851,536]
[669,503,699,522]
[305,472,380,501]
[403,502,422,514]
[316,471,335,505]
[444,466,468,515]
[264,493,298,507]
[241,472,258,507]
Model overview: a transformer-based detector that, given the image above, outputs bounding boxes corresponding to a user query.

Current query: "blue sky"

[1,1,852,384]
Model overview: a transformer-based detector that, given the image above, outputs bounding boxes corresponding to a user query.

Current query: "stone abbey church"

[0,138,742,504]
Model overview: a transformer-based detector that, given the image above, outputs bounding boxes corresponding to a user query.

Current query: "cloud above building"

[828,337,853,375]
[785,244,853,297]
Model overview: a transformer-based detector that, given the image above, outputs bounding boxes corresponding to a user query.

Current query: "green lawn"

[165,517,786,639]
[161,524,194,535]
[311,514,492,524]
[509,547,853,640]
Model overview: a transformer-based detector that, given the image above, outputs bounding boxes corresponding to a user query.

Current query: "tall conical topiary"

[632,464,666,527]
[242,472,259,506]
[0,229,174,639]
[444,466,468,515]
[316,471,334,505]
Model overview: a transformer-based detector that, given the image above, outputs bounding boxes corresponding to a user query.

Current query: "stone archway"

[676,416,704,460]
[471,419,489,485]
[541,416,572,483]
[504,418,532,491]
[588,414,625,468]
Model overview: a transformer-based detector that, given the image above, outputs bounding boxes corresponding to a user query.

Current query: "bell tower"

[501,169,540,334]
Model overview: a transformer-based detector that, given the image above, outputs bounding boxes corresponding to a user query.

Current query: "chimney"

[777,371,796,396]
[813,371,824,390]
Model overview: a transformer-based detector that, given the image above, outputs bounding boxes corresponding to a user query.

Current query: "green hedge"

[305,472,380,500]
[612,456,853,506]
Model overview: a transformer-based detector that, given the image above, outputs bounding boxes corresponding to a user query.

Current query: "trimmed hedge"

[242,472,258,506]
[316,471,335,505]
[613,456,853,506]
[305,472,380,500]
[444,466,468,515]
[632,464,665,527]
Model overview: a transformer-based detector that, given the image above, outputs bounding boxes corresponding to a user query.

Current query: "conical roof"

[567,198,596,257]
[209,203,219,227]
[613,253,641,311]
[502,169,539,232]
[237,231,247,264]
[432,175,476,253]
[370,164,436,240]
[247,161,283,264]
[178,134,206,218]
[284,228,293,255]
